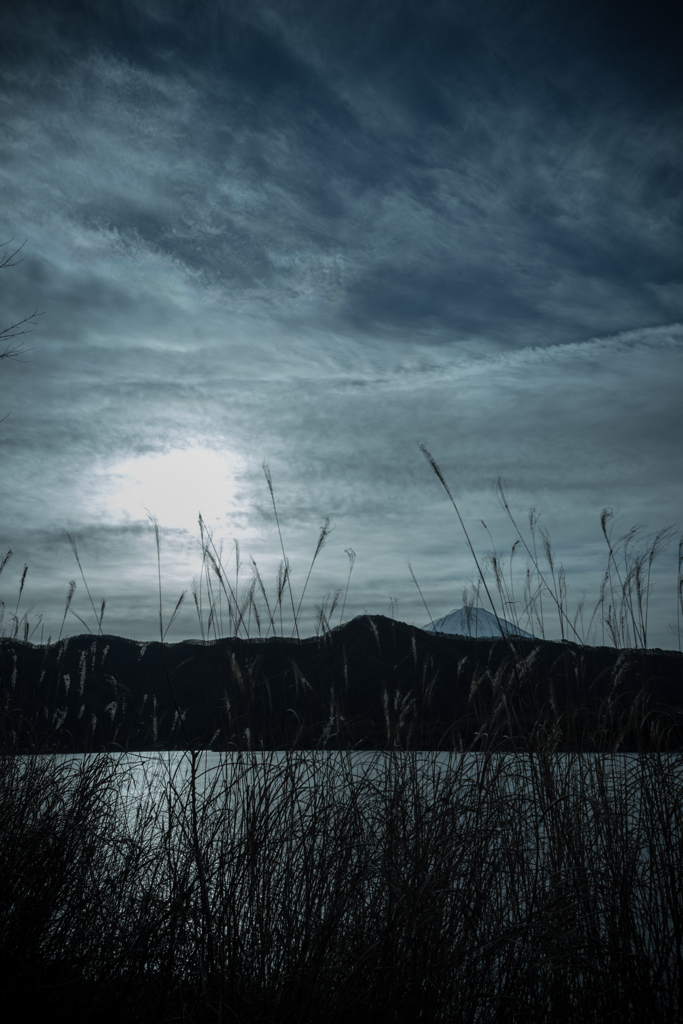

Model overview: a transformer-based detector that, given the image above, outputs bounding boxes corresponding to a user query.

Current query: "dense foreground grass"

[1,745,682,1023]
[1,456,682,1019]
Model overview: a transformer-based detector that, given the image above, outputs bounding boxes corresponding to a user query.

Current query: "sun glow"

[102,447,243,531]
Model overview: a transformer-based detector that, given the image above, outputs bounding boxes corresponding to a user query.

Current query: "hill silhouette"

[2,615,682,751]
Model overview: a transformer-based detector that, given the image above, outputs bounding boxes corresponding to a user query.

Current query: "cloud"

[0,0,681,645]
[3,7,682,347]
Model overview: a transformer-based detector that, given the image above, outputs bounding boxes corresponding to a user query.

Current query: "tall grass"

[169,459,683,653]
[1,458,680,652]
[1,746,681,1022]
[1,459,682,1020]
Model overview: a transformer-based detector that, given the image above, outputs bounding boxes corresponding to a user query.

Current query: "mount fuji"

[422,606,537,640]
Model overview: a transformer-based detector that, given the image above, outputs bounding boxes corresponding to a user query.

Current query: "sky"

[1,0,682,647]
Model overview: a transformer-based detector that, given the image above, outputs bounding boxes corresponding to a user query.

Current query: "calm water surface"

[36,748,680,821]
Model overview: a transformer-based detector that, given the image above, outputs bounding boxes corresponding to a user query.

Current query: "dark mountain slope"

[2,615,682,751]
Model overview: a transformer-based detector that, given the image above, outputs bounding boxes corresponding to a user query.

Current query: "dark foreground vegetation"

[1,619,683,753]
[1,455,682,1021]
[2,744,682,1023]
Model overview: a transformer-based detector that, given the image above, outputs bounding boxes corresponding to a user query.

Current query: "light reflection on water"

[38,748,680,834]
[11,749,682,991]
[37,750,682,946]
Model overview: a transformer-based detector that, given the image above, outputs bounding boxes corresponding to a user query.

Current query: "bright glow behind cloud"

[0,1,681,643]
[100,448,243,532]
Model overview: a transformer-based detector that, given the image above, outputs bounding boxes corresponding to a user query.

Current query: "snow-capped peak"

[422,606,537,639]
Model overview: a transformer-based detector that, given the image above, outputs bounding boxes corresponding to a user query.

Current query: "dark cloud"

[0,0,681,644]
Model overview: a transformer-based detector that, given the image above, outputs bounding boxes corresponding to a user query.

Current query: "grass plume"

[1,459,682,1022]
